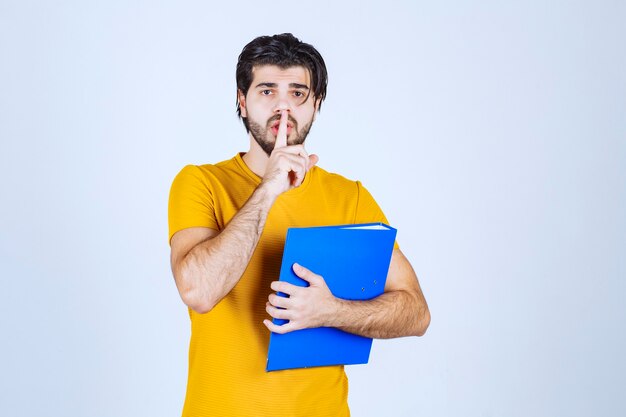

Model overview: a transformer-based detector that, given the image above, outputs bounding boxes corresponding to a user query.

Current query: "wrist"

[323,297,346,328]
[257,179,284,201]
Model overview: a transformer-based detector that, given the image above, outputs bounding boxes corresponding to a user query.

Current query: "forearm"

[176,183,276,313]
[330,290,430,339]
[264,251,431,337]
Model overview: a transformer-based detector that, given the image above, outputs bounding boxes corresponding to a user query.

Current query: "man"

[168,33,430,417]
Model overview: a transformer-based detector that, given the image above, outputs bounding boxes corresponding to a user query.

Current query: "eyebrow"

[255,82,310,90]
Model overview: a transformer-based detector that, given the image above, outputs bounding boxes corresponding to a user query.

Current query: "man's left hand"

[263,263,339,334]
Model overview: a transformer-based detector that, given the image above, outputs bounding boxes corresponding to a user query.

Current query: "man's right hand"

[261,110,318,196]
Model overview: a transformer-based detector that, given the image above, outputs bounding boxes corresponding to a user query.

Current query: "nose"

[273,93,291,114]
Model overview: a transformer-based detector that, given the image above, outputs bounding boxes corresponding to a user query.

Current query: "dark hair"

[236,33,328,130]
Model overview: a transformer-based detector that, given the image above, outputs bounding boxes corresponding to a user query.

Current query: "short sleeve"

[168,165,219,244]
[354,181,400,249]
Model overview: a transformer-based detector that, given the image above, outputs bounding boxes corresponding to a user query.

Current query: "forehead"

[250,65,310,86]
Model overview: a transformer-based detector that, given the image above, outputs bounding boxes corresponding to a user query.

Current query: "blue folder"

[266,222,397,372]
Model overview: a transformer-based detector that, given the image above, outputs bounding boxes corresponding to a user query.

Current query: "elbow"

[413,306,431,337]
[174,269,217,314]
[179,286,217,314]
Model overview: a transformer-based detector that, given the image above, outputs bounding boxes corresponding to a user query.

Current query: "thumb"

[308,154,319,170]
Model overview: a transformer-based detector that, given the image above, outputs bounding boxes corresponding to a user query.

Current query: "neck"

[242,136,270,177]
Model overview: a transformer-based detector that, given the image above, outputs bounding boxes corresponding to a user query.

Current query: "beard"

[246,114,314,157]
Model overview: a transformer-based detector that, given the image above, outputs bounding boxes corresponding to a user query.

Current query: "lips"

[270,124,293,136]
[269,119,294,135]
[270,119,294,129]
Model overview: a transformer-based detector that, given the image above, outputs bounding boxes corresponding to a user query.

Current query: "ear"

[238,89,247,118]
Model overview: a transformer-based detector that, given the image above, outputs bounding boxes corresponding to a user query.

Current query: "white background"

[1,1,624,416]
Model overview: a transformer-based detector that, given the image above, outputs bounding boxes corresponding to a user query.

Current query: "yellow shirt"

[168,153,392,417]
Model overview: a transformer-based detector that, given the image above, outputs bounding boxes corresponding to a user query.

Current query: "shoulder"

[172,156,241,186]
[311,165,370,197]
[312,165,359,188]
[182,156,239,176]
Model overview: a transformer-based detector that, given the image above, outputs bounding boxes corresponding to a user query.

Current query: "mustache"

[266,114,298,129]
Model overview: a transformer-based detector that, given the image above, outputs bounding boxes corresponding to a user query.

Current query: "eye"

[261,90,272,96]
[293,91,304,98]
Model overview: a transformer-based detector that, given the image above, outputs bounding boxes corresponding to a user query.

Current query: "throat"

[242,146,269,178]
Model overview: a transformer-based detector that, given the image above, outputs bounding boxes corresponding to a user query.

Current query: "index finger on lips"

[274,110,288,149]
